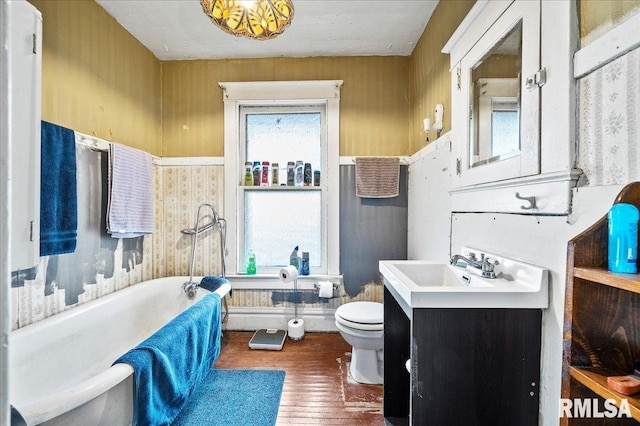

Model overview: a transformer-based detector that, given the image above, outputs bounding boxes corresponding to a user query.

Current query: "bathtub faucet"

[180,203,228,300]
[183,281,198,299]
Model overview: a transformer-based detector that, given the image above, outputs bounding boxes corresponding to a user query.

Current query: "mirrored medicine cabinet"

[440,0,583,215]
[444,0,541,190]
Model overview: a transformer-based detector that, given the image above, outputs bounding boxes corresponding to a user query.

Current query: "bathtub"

[9,276,231,426]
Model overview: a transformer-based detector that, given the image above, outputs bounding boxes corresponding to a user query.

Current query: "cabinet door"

[453,0,541,187]
[8,0,42,271]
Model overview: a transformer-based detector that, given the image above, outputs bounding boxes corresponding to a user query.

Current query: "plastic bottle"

[272,163,279,186]
[290,246,300,270]
[246,249,256,275]
[304,163,312,186]
[287,162,295,186]
[252,161,261,186]
[608,203,639,273]
[294,161,304,187]
[244,162,253,186]
[301,252,310,275]
[261,161,270,186]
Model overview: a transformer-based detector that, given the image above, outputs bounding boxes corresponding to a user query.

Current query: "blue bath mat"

[171,369,285,426]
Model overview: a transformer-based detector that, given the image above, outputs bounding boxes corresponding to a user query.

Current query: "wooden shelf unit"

[562,182,640,425]
[573,268,640,294]
[569,367,640,421]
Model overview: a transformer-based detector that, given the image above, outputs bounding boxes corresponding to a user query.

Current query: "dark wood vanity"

[383,287,543,425]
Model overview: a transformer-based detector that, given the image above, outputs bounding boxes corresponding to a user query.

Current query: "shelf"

[574,267,640,294]
[569,366,640,421]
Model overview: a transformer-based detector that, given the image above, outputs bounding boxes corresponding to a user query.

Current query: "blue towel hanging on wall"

[40,121,77,256]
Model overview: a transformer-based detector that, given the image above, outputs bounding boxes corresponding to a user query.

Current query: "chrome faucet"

[183,281,199,299]
[450,252,500,279]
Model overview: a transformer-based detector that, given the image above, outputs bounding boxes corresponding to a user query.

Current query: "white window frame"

[220,80,343,277]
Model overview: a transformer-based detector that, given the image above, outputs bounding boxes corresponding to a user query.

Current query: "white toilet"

[334,301,384,385]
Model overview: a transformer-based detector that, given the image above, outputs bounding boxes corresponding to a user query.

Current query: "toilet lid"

[336,302,383,325]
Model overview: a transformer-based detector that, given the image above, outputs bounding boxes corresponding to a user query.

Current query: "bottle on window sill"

[247,249,256,275]
[301,252,310,275]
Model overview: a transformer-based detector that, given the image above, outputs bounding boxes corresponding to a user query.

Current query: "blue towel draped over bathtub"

[115,293,222,426]
[200,275,232,297]
[40,121,77,256]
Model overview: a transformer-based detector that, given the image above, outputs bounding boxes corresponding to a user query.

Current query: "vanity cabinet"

[383,287,542,425]
[561,182,640,424]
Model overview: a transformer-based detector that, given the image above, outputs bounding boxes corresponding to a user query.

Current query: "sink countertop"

[379,248,548,309]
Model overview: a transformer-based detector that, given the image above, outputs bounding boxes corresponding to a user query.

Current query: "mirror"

[468,22,522,168]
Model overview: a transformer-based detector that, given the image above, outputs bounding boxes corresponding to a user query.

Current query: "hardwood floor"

[215,331,384,425]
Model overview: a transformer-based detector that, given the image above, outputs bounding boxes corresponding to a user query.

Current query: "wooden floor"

[215,331,384,425]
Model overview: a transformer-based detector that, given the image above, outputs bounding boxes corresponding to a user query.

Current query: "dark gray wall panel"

[339,164,408,296]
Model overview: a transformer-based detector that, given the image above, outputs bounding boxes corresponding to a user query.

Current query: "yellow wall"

[580,0,640,45]
[36,0,640,158]
[161,56,410,157]
[30,0,162,155]
[408,0,475,154]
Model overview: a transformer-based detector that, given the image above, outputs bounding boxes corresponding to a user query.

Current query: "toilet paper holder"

[314,282,339,298]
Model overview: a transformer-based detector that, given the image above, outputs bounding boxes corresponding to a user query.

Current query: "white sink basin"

[379,248,548,310]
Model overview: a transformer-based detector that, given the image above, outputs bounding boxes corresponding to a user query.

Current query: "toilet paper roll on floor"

[288,318,305,340]
[318,281,333,298]
[279,265,298,283]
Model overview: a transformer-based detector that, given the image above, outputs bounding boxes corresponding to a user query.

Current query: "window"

[241,106,325,273]
[220,81,342,278]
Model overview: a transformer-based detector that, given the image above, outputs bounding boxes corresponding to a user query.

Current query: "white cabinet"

[442,0,580,215]
[3,0,42,271]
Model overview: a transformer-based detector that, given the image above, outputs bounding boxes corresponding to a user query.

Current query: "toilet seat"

[335,302,383,331]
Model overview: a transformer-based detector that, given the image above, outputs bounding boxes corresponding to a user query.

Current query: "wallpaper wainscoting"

[579,47,640,185]
[156,165,225,278]
[225,283,383,310]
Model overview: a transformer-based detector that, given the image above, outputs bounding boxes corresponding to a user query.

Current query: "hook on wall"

[515,192,536,210]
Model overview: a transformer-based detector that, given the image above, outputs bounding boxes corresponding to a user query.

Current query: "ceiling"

[95,0,440,61]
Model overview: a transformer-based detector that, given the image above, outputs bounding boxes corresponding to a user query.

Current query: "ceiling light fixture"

[200,0,294,41]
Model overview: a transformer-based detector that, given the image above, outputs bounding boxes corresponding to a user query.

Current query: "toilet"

[334,301,384,385]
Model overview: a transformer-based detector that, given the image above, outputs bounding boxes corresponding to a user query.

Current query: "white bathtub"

[9,276,231,426]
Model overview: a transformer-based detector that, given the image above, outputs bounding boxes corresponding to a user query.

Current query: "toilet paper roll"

[318,281,333,298]
[279,265,298,283]
[288,318,305,340]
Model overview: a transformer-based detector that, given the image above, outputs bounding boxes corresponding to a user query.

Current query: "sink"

[393,263,494,288]
[379,247,548,310]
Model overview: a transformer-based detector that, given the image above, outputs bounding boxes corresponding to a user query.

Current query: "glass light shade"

[201,0,294,40]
